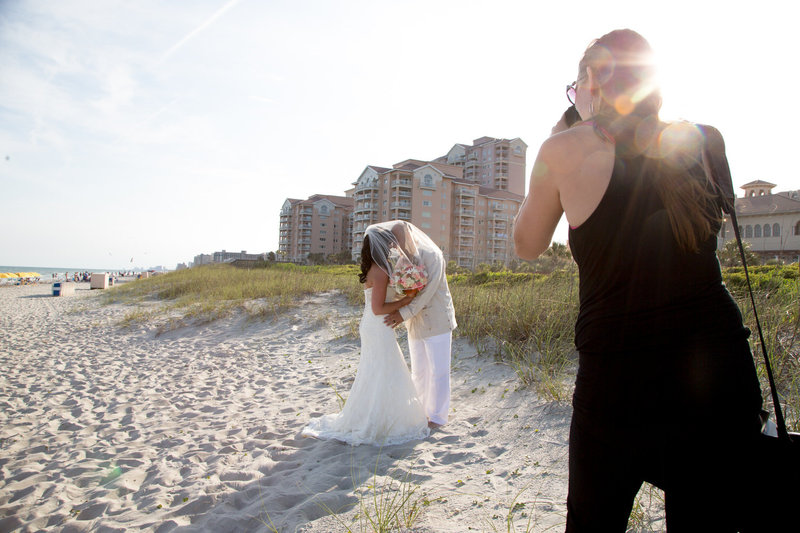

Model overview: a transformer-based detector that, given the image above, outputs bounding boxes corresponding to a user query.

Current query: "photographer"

[514,30,763,531]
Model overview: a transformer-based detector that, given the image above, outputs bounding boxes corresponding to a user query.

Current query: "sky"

[1,0,797,270]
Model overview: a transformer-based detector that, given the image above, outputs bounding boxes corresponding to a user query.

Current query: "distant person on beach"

[302,222,430,446]
[513,29,763,531]
[383,221,456,428]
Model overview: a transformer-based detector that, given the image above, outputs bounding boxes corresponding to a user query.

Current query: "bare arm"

[513,139,565,260]
[368,266,414,315]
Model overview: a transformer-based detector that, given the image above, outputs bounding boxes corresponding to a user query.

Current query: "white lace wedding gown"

[302,288,429,446]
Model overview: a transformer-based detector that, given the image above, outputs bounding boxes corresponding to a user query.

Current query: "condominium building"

[350,158,523,268]
[434,136,528,196]
[718,180,800,263]
[193,253,213,266]
[279,194,354,262]
[191,251,264,266]
[278,136,527,268]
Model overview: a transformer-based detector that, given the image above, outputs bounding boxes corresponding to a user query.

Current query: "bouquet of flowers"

[388,248,427,296]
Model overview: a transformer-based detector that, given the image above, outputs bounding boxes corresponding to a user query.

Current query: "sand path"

[0,283,575,532]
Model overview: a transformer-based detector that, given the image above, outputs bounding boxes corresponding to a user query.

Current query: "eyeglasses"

[566,81,577,105]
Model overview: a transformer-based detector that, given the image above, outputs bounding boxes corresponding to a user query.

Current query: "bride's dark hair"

[359,235,372,284]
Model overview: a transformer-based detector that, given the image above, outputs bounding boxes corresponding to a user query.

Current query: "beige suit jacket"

[399,247,457,340]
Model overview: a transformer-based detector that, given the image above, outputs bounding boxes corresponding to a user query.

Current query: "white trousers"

[409,332,451,425]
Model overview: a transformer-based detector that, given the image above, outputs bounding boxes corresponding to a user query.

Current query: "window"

[764,224,771,237]
[423,174,434,187]
[745,225,753,238]
[421,222,431,229]
[422,211,431,218]
[754,225,762,238]
[774,223,781,237]
[423,190,433,196]
[423,200,432,206]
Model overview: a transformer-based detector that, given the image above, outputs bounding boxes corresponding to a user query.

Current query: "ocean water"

[0,265,129,282]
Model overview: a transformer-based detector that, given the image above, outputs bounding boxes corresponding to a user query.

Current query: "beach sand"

[0,283,587,532]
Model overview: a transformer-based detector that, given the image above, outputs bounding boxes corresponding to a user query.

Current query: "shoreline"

[0,283,647,531]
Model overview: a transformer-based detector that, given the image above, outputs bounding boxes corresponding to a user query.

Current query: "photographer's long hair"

[581,29,719,253]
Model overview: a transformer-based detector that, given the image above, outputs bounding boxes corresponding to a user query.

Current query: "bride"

[302,222,430,446]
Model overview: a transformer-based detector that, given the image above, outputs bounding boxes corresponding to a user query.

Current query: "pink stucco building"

[279,136,527,268]
[279,195,354,263]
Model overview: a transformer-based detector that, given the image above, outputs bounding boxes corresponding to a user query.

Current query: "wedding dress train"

[302,288,429,446]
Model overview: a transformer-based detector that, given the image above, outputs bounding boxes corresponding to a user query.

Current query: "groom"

[384,224,457,428]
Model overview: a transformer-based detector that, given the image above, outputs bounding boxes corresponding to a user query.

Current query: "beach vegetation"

[307,451,434,533]
[101,263,363,329]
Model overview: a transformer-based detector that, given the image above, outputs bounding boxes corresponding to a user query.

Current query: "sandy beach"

[0,282,583,532]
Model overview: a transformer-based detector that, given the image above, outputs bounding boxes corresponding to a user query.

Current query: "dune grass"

[102,263,363,328]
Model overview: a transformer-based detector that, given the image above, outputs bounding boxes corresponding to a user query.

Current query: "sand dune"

[0,283,581,532]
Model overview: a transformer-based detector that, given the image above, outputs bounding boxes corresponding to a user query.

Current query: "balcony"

[457,199,474,207]
[397,212,411,220]
[457,230,475,237]
[356,183,379,192]
[458,219,474,227]
[391,201,411,209]
[354,205,378,214]
[457,188,476,197]
[458,209,475,217]
[393,178,412,187]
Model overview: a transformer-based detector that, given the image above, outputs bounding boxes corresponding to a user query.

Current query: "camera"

[564,105,581,128]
